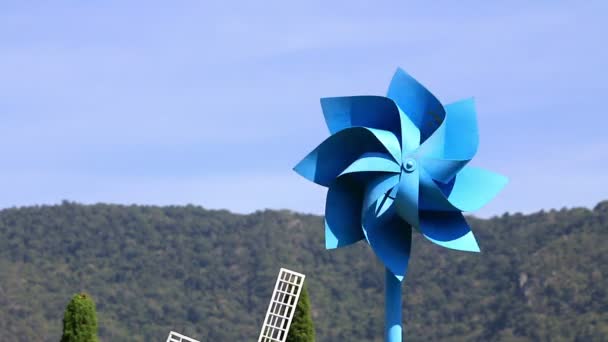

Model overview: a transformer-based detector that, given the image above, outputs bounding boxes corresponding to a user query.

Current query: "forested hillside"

[0,201,607,341]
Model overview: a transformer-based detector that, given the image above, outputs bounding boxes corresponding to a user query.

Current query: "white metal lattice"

[166,331,201,342]
[257,268,306,342]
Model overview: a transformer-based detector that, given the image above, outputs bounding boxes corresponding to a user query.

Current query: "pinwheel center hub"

[403,158,417,173]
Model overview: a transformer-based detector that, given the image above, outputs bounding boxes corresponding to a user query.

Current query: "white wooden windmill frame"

[166,330,201,342]
[258,268,306,342]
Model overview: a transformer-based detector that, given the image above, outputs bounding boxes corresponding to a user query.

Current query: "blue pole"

[385,268,402,342]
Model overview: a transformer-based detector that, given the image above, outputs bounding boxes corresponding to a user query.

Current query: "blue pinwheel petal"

[419,211,480,252]
[362,211,412,281]
[362,173,400,218]
[394,169,420,227]
[418,167,458,212]
[325,177,365,249]
[417,158,468,185]
[418,163,507,214]
[445,167,508,212]
[418,98,478,159]
[398,107,421,155]
[339,152,401,177]
[417,98,478,182]
[387,68,445,143]
[320,96,403,143]
[293,127,401,187]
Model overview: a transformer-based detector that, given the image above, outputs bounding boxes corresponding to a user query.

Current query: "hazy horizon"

[1,198,606,220]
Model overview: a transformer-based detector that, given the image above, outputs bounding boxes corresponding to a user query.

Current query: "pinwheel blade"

[418,98,478,159]
[417,157,468,185]
[293,127,401,186]
[362,212,412,281]
[339,152,401,177]
[397,108,421,155]
[446,167,508,212]
[321,96,402,143]
[418,167,458,212]
[419,211,480,252]
[417,98,479,182]
[325,177,365,249]
[387,68,445,143]
[362,173,400,218]
[418,166,508,213]
[394,169,420,227]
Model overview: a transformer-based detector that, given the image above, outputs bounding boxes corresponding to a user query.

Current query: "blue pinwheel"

[293,68,507,342]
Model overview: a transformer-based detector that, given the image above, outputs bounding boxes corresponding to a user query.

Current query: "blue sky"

[1,1,606,217]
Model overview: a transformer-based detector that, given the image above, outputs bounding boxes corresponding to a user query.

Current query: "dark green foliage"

[287,285,315,342]
[61,293,99,342]
[0,201,607,341]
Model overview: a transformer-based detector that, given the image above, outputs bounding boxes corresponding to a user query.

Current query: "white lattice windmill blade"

[258,268,306,342]
[166,330,201,342]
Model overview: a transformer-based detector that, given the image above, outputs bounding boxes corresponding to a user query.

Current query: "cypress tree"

[287,285,315,342]
[61,293,99,342]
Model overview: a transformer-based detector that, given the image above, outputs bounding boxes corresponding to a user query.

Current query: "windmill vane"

[293,67,507,342]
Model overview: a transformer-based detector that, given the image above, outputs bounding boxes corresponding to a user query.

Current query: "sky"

[0,1,606,217]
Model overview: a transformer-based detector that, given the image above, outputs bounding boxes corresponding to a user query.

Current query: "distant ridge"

[0,201,606,341]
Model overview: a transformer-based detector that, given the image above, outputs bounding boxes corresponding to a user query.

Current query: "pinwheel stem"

[385,267,402,342]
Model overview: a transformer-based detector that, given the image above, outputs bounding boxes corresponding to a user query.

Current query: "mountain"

[0,201,607,341]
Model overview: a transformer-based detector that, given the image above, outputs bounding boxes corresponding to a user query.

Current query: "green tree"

[287,285,315,342]
[61,293,99,342]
